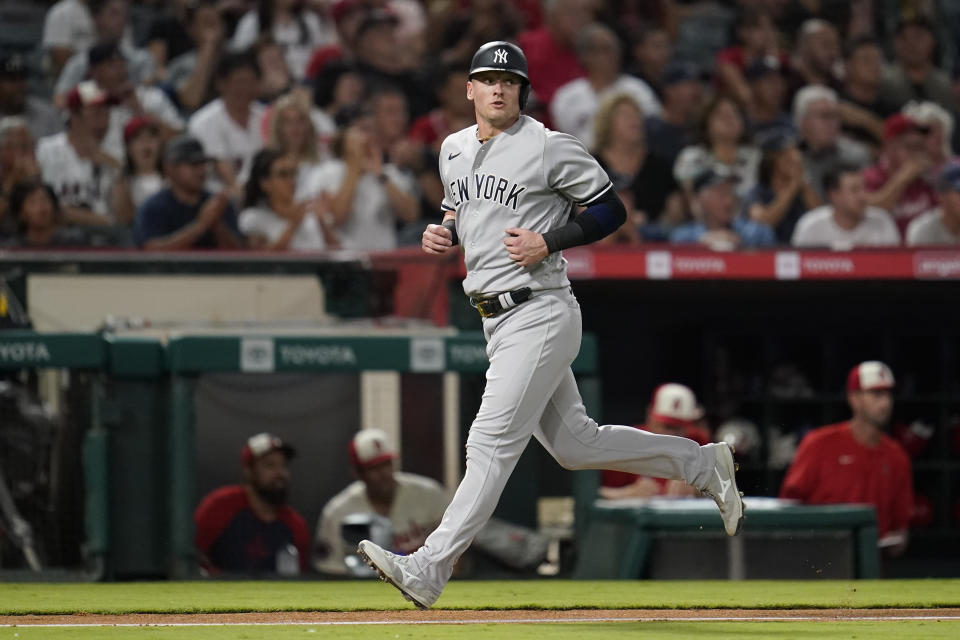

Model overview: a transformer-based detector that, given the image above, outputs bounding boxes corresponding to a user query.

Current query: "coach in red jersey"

[194,432,310,575]
[780,361,913,556]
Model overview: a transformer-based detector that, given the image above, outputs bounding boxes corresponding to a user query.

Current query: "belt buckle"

[476,299,497,318]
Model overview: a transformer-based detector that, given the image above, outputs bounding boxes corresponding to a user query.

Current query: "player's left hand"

[504,228,548,267]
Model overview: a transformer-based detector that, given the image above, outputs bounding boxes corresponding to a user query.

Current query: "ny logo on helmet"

[494,49,508,64]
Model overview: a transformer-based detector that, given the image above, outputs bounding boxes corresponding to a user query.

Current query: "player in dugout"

[194,432,310,576]
[780,361,913,556]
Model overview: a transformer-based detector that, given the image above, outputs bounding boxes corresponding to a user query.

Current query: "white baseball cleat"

[701,442,745,536]
[357,540,439,610]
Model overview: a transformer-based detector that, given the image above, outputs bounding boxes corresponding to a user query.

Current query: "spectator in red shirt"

[194,432,310,576]
[863,113,937,234]
[600,383,711,499]
[780,361,913,556]
[516,0,591,109]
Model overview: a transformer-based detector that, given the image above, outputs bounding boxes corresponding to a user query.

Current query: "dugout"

[161,330,599,578]
[0,327,599,579]
[0,331,167,580]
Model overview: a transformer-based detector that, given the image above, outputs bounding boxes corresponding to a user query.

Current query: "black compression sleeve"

[441,217,459,245]
[541,188,626,253]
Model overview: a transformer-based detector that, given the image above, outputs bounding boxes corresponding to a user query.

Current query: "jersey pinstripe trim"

[577,182,614,207]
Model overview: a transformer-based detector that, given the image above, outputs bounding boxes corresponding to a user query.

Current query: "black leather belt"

[469,287,533,318]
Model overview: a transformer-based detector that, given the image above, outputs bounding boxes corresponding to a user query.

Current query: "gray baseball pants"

[405,287,717,594]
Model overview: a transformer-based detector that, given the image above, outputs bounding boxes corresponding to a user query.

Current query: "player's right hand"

[422,223,453,255]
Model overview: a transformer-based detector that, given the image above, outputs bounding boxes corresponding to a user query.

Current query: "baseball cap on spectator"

[355,9,399,40]
[883,113,929,141]
[847,361,895,392]
[122,115,157,143]
[88,41,123,68]
[348,429,397,469]
[162,134,210,164]
[744,55,784,82]
[692,166,739,193]
[662,62,703,87]
[241,432,296,465]
[0,54,27,79]
[648,383,703,426]
[66,81,109,112]
[755,129,797,152]
[935,163,960,192]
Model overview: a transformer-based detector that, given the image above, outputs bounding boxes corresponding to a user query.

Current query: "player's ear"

[466,80,474,102]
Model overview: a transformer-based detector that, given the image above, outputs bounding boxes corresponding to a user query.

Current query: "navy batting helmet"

[469,41,531,110]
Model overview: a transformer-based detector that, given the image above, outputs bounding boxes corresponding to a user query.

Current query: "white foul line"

[3,616,960,627]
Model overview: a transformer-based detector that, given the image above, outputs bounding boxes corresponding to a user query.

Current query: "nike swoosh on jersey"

[838,454,855,465]
[448,151,462,160]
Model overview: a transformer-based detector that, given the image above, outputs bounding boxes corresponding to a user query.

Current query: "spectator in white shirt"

[238,148,337,251]
[792,164,901,249]
[302,105,418,251]
[906,163,960,246]
[550,22,660,148]
[231,0,337,81]
[187,51,264,196]
[36,81,119,226]
[266,91,329,198]
[42,0,96,78]
[674,94,760,200]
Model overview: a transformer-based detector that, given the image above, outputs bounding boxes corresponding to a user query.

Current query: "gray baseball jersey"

[439,115,613,297]
[366,115,742,606]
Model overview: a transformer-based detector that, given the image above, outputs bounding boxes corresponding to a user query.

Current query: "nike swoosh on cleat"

[448,151,462,160]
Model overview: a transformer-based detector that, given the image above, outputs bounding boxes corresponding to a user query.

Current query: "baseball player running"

[359,41,744,608]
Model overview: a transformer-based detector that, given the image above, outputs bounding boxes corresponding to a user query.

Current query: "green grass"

[1,580,959,615]
[2,622,960,640]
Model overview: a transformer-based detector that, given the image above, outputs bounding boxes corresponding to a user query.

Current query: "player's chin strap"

[541,186,626,253]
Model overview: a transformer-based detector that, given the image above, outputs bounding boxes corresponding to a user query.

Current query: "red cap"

[241,432,296,466]
[847,361,895,391]
[348,429,397,469]
[122,115,157,143]
[66,80,108,112]
[648,383,703,426]
[883,113,927,141]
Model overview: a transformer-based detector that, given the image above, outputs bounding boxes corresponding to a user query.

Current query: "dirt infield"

[3,608,960,626]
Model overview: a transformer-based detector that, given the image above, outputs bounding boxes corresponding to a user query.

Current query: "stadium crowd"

[1,0,960,251]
